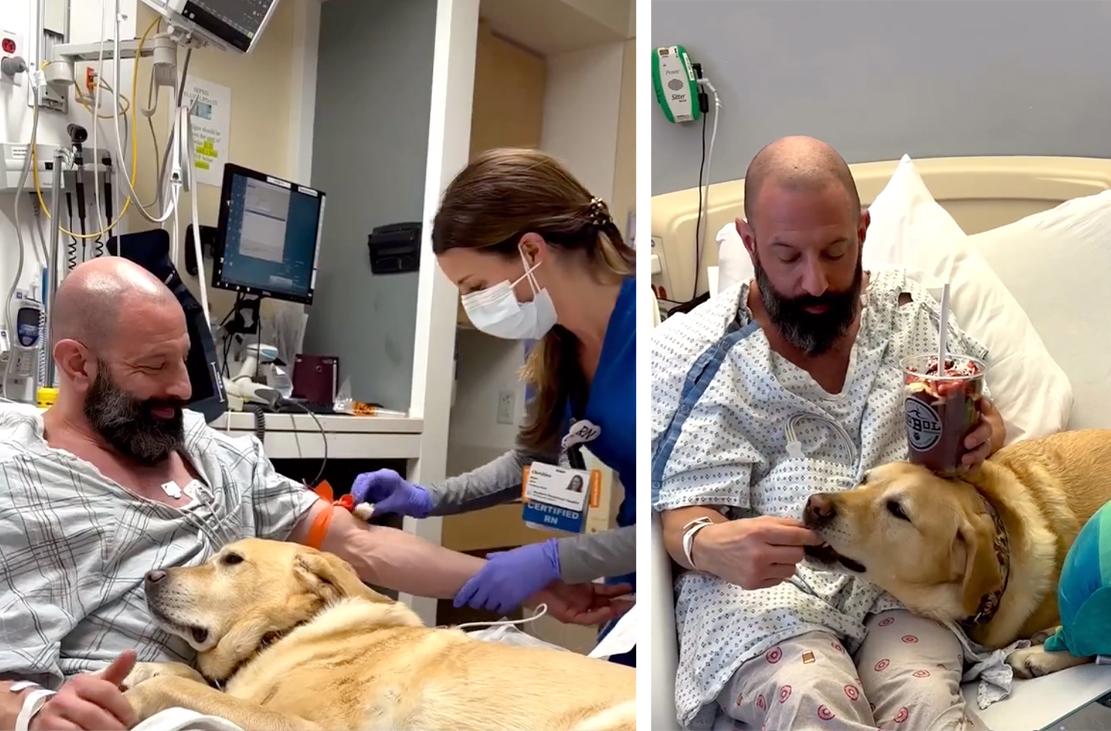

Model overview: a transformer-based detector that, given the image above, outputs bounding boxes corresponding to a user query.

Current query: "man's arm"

[660,506,822,591]
[0,682,34,731]
[661,506,727,569]
[290,502,484,598]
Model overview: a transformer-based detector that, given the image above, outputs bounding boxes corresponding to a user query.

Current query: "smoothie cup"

[902,354,985,476]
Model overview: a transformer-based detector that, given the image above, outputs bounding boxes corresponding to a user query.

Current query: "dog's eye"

[886,500,910,522]
[222,552,244,566]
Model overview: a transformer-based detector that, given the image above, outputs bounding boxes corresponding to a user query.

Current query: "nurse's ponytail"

[432,148,634,451]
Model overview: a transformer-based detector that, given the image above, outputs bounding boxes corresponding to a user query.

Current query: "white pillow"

[866,156,1072,444]
[714,155,1072,444]
[715,221,750,294]
[967,191,1111,431]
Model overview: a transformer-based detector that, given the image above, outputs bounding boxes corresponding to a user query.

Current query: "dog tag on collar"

[519,462,601,534]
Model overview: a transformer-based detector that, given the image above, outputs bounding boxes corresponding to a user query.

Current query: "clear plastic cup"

[902,354,986,476]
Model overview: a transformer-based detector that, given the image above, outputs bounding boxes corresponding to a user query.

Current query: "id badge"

[521,462,602,534]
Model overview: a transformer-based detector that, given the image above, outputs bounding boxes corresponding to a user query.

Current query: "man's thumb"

[98,650,137,686]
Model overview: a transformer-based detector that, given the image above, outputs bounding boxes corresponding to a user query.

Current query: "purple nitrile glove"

[349,469,433,518]
[453,539,561,616]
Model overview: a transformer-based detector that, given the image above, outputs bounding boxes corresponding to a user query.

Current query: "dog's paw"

[125,677,174,722]
[122,661,204,691]
[1007,645,1088,679]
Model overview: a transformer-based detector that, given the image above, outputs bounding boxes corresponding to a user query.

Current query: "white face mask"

[460,247,558,340]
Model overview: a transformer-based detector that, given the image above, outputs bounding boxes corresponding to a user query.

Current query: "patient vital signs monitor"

[213,164,325,305]
[140,0,279,54]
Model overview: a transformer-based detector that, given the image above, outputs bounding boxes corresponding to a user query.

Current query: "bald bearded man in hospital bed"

[652,136,1006,731]
[0,257,628,731]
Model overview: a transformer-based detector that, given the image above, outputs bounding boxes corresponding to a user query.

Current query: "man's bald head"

[51,257,179,352]
[743,136,861,224]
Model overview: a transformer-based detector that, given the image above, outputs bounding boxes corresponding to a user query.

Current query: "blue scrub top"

[560,277,636,666]
[566,276,636,530]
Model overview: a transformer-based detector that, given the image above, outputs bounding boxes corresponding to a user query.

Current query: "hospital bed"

[650,155,1111,730]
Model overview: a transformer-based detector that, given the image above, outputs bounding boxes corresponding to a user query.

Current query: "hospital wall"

[303,0,437,411]
[0,2,137,300]
[0,0,315,328]
[127,0,313,322]
[651,0,1111,194]
[447,29,634,496]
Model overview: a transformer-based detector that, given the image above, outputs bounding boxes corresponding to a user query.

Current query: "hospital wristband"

[14,688,55,731]
[681,516,715,570]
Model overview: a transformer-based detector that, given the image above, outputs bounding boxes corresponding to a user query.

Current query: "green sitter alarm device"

[652,45,700,124]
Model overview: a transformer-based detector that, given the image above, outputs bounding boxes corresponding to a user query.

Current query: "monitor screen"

[142,1,277,53]
[191,0,272,36]
[213,165,324,304]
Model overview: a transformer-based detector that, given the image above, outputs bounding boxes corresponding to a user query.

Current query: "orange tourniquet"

[305,481,356,549]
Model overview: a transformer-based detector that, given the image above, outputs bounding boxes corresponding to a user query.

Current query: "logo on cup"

[905,396,942,451]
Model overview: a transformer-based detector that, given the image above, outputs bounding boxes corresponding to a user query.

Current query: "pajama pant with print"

[717,610,985,730]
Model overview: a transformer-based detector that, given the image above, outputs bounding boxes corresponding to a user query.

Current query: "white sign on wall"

[183,77,232,187]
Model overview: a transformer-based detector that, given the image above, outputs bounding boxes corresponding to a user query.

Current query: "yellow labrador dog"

[802,429,1111,679]
[121,539,635,731]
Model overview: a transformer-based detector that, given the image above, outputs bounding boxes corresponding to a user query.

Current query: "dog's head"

[802,462,1004,622]
[142,538,400,682]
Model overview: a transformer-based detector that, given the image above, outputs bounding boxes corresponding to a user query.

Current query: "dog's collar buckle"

[966,590,1002,627]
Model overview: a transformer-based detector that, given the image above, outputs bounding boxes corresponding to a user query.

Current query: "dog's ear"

[294,549,393,604]
[956,513,1003,618]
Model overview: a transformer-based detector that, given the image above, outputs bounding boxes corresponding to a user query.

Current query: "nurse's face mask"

[460,245,558,340]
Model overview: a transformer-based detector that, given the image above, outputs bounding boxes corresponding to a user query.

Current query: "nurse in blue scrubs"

[350,148,636,663]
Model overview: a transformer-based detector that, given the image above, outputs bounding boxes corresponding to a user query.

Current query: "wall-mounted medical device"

[652,45,700,124]
[139,0,280,54]
[368,222,422,275]
[0,291,45,403]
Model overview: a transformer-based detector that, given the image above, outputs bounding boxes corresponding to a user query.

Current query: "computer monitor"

[212,164,325,305]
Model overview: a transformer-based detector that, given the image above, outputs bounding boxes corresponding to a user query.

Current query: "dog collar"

[211,619,313,687]
[961,493,1011,629]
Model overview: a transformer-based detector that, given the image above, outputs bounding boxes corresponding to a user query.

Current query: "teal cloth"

[1046,500,1111,656]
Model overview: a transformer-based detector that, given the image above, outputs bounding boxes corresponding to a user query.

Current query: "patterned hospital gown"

[0,406,319,687]
[651,269,989,729]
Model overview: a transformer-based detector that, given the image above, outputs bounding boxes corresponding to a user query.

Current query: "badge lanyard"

[521,419,602,534]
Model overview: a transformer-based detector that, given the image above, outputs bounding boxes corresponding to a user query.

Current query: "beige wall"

[125,1,304,319]
[469,21,546,158]
[611,38,635,242]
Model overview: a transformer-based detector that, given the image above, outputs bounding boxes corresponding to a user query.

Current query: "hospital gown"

[651,269,989,729]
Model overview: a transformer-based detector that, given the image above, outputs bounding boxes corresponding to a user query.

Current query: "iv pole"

[44,147,67,389]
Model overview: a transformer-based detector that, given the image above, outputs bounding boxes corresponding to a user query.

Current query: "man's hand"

[693,516,823,590]
[526,581,633,626]
[962,396,1005,469]
[31,651,138,731]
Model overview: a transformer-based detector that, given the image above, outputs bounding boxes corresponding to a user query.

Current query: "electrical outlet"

[496,389,515,425]
[0,30,26,87]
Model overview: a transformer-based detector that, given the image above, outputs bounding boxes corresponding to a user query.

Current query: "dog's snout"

[805,494,837,527]
[145,569,168,585]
